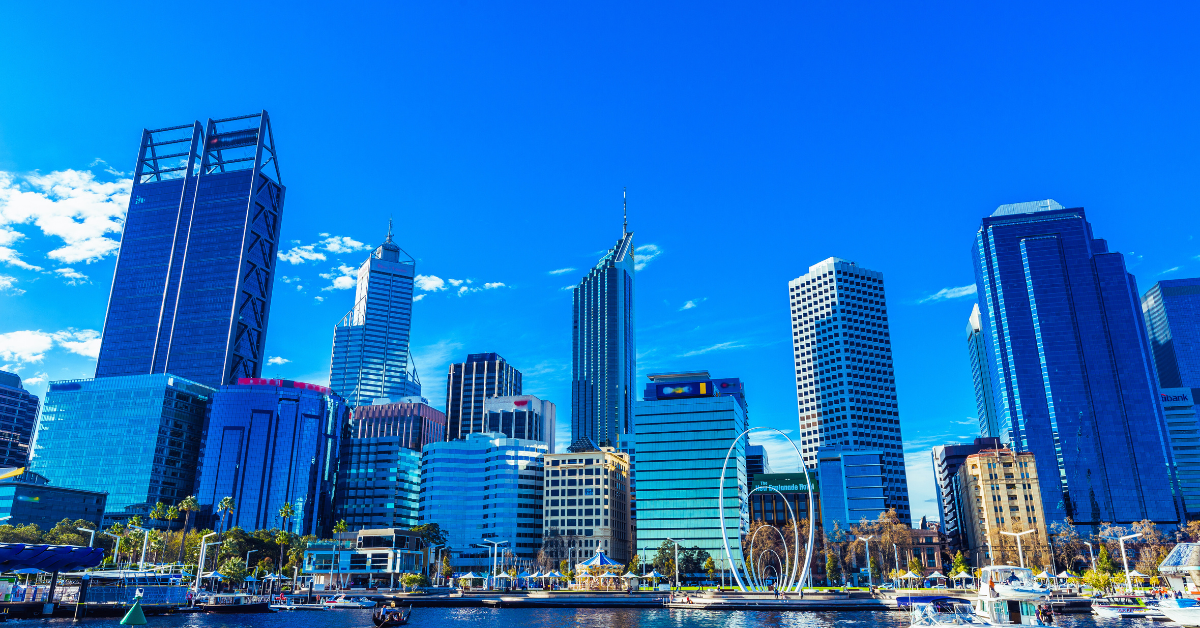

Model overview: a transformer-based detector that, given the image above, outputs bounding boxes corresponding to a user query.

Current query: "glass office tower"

[197,378,348,537]
[0,371,38,468]
[967,304,1001,438]
[571,230,636,448]
[95,112,284,389]
[31,374,213,523]
[1142,278,1200,389]
[1159,389,1200,518]
[788,257,911,524]
[444,353,522,440]
[633,372,748,565]
[972,200,1181,527]
[329,228,421,406]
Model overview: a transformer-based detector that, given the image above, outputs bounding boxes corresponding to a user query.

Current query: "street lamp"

[478,540,507,589]
[1083,541,1096,571]
[986,540,994,566]
[666,538,682,592]
[128,525,152,570]
[193,532,218,592]
[858,536,874,587]
[999,530,1035,569]
[1115,533,1142,592]
[101,531,123,567]
[246,549,258,578]
[76,527,96,548]
[427,544,442,585]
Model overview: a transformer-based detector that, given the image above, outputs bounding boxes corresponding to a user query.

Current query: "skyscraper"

[967,304,1000,438]
[444,353,522,441]
[571,227,636,448]
[329,226,421,406]
[788,257,911,524]
[95,112,284,389]
[971,200,1180,527]
[0,371,38,468]
[1142,278,1200,389]
[483,395,556,451]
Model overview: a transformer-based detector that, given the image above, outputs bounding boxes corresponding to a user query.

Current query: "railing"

[52,585,189,606]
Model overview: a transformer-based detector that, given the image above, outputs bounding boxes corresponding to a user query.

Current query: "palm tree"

[217,496,235,534]
[175,495,200,565]
[278,502,296,571]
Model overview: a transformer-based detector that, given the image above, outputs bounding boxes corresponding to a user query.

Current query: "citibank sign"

[1161,388,1194,405]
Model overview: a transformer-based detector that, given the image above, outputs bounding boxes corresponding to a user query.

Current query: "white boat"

[1159,599,1200,626]
[971,566,1053,626]
[976,566,1050,601]
[1090,595,1163,618]
[911,601,996,627]
[323,595,376,609]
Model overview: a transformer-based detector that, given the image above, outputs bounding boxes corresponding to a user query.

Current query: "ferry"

[972,566,1053,626]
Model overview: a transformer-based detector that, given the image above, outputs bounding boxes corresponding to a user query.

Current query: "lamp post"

[666,538,682,592]
[893,543,900,588]
[102,531,123,567]
[479,540,507,589]
[426,543,442,584]
[76,527,96,547]
[999,530,1035,569]
[858,536,874,587]
[193,532,218,592]
[1083,541,1096,571]
[246,549,258,575]
[1116,533,1142,593]
[128,525,152,570]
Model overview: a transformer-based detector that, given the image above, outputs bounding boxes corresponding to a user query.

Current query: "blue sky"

[2,2,1199,522]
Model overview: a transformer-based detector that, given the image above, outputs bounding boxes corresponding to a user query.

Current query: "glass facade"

[483,395,555,452]
[746,444,769,482]
[196,379,348,537]
[748,473,819,526]
[419,433,545,570]
[967,304,1001,438]
[334,401,444,531]
[444,353,522,441]
[972,200,1181,527]
[1142,278,1200,389]
[817,446,886,534]
[633,374,747,565]
[1160,389,1200,518]
[0,470,107,529]
[0,371,38,468]
[788,257,911,524]
[31,374,213,522]
[329,229,421,406]
[571,231,636,448]
[95,113,284,389]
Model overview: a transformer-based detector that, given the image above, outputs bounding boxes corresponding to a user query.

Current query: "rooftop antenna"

[386,216,393,243]
[622,187,628,236]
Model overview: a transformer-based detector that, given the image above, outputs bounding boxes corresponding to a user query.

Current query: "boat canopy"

[1158,544,1200,574]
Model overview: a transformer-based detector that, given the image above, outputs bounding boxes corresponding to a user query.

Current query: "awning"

[0,544,104,573]
[577,551,621,568]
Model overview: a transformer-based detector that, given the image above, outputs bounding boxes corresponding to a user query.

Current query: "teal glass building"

[633,372,748,569]
[972,200,1180,527]
[196,378,348,537]
[31,374,213,523]
[95,112,283,389]
[329,228,421,406]
[419,433,545,571]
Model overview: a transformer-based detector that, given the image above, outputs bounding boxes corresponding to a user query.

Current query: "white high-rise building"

[788,257,911,525]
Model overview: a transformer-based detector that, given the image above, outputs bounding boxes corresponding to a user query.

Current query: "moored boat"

[1091,595,1163,618]
[971,566,1053,626]
[323,595,376,609]
[372,605,411,627]
[196,593,272,613]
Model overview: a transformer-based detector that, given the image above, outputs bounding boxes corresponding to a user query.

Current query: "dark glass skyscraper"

[0,371,38,468]
[444,353,522,440]
[95,112,284,389]
[972,200,1180,527]
[329,227,421,406]
[196,378,348,537]
[1142,278,1200,389]
[571,230,636,448]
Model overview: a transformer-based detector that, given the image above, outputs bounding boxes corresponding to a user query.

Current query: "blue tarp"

[0,544,105,573]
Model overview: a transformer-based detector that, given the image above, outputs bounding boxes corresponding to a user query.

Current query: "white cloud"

[0,227,41,270]
[0,169,132,264]
[484,282,505,289]
[634,244,662,271]
[0,275,22,295]
[1162,267,1181,275]
[0,328,100,364]
[750,430,805,473]
[319,264,357,291]
[22,372,47,387]
[411,339,465,411]
[413,294,426,302]
[549,267,576,275]
[279,275,299,283]
[52,329,101,358]
[448,278,465,287]
[278,234,372,264]
[267,356,290,365]
[415,275,446,292]
[679,298,706,311]
[314,296,324,302]
[457,286,469,296]
[679,340,746,357]
[321,236,370,254]
[54,267,89,285]
[295,284,303,291]
[560,285,575,291]
[278,244,325,264]
[918,283,977,303]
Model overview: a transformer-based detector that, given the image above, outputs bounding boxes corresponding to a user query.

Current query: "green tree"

[216,496,235,535]
[0,523,42,544]
[826,551,842,584]
[1096,545,1118,575]
[703,556,716,584]
[908,556,925,578]
[1082,568,1113,593]
[626,553,640,575]
[951,551,969,576]
[441,555,452,579]
[218,556,249,585]
[149,502,169,523]
[678,546,711,581]
[652,540,677,584]
[409,523,448,546]
[128,515,143,527]
[559,559,570,575]
[400,573,429,591]
[44,518,95,546]
[175,495,200,564]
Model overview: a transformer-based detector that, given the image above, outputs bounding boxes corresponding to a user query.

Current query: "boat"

[1091,595,1163,618]
[372,605,412,627]
[323,595,376,609]
[195,593,272,613]
[911,601,996,626]
[1158,598,1200,626]
[971,566,1053,626]
[976,566,1050,600]
[1154,543,1200,626]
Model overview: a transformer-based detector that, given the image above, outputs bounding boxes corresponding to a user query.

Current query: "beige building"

[540,438,633,563]
[957,448,1052,569]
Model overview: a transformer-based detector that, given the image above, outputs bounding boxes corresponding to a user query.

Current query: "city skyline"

[5,3,1200,525]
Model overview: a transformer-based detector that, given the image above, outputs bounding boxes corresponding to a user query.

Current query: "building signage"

[657,380,715,399]
[1161,388,1194,405]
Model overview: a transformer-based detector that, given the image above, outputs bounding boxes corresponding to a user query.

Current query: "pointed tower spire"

[622,187,628,236]
[386,216,394,243]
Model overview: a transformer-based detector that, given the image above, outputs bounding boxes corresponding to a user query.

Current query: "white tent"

[927,571,946,579]
[900,571,921,579]
[621,572,641,579]
[1034,571,1051,579]
[1128,571,1150,579]
[1055,571,1073,579]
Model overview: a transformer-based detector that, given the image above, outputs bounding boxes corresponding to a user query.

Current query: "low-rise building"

[541,437,633,563]
[932,437,1002,555]
[748,472,819,527]
[909,518,945,572]
[302,528,425,589]
[956,448,1051,568]
[0,468,107,528]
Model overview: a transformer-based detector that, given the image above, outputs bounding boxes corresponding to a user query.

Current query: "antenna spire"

[386,216,393,243]
[622,187,628,236]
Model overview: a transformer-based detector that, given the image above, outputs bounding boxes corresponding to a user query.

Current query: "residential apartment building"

[956,448,1051,568]
[444,353,522,441]
[542,438,633,562]
[932,437,1002,555]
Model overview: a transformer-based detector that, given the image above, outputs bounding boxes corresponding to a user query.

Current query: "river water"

[34,608,1168,628]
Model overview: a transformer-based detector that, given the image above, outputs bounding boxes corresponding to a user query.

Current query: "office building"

[196,378,348,537]
[788,257,911,524]
[444,353,522,441]
[329,226,422,406]
[967,304,1001,438]
[95,112,284,389]
[748,472,819,527]
[419,432,545,570]
[817,446,886,535]
[1143,278,1200,389]
[0,468,107,529]
[956,448,1051,568]
[303,528,426,588]
[931,437,1002,555]
[571,228,636,449]
[334,400,443,530]
[1160,389,1200,518]
[483,395,556,452]
[32,374,212,523]
[746,444,770,482]
[542,438,633,562]
[0,371,38,468]
[972,200,1180,527]
[633,372,748,563]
